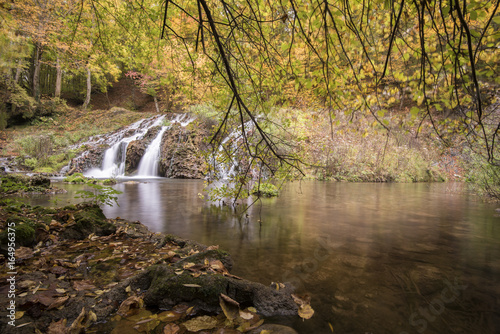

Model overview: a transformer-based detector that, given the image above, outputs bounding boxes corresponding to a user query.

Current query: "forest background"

[1,0,500,199]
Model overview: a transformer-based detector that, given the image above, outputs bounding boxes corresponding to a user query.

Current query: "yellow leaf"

[15,311,24,320]
[298,304,314,320]
[182,284,201,288]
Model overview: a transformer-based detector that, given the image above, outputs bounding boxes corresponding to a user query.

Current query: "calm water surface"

[34,180,500,333]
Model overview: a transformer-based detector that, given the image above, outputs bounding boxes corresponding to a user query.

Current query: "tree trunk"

[33,43,43,102]
[55,57,62,98]
[154,96,160,113]
[82,64,91,109]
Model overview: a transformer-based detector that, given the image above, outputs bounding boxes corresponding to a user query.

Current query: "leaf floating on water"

[182,315,217,332]
[298,304,315,320]
[182,283,202,288]
[328,322,334,332]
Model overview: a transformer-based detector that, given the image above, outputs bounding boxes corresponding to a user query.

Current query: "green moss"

[102,178,117,186]
[251,182,279,197]
[0,222,36,247]
[0,174,51,194]
[64,173,88,184]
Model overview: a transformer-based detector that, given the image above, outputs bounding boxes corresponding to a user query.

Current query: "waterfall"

[83,115,166,178]
[136,113,194,177]
[79,113,195,179]
[212,120,254,180]
[136,126,168,177]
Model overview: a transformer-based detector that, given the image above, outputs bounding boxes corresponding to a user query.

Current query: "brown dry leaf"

[207,245,219,251]
[163,323,180,334]
[182,283,202,288]
[16,247,34,260]
[209,259,228,273]
[117,295,144,317]
[219,294,240,320]
[68,307,97,334]
[18,280,37,290]
[298,304,315,320]
[291,293,311,306]
[48,296,69,310]
[182,315,217,332]
[47,318,67,334]
[73,280,96,291]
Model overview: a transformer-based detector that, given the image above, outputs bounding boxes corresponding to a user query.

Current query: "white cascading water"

[84,115,166,178]
[212,120,254,179]
[136,113,194,177]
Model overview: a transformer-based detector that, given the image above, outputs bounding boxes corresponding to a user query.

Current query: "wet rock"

[125,125,161,174]
[66,147,103,174]
[159,123,208,179]
[59,204,116,240]
[118,262,298,317]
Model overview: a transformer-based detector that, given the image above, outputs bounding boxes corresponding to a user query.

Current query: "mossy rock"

[63,172,88,184]
[0,174,51,194]
[0,222,36,249]
[251,182,279,197]
[60,204,116,239]
[102,179,117,186]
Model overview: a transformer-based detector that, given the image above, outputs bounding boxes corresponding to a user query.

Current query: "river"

[24,180,500,333]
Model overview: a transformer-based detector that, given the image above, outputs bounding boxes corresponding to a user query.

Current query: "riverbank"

[0,190,304,333]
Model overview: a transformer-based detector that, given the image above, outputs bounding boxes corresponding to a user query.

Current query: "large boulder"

[159,123,208,179]
[125,126,161,174]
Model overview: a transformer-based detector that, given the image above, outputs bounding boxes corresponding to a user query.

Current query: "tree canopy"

[1,0,500,189]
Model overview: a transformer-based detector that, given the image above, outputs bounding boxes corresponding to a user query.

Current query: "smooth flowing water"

[29,180,500,333]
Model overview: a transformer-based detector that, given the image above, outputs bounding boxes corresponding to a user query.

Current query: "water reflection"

[20,180,500,333]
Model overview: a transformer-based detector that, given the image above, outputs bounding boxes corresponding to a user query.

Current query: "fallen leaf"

[219,294,239,320]
[47,318,67,334]
[157,310,182,323]
[18,280,37,290]
[68,307,96,333]
[239,310,254,320]
[73,280,96,291]
[298,304,314,320]
[182,284,202,288]
[117,296,144,317]
[15,311,24,319]
[182,262,196,269]
[48,296,69,310]
[291,293,311,306]
[182,315,217,332]
[207,245,219,251]
[163,323,180,334]
[16,247,34,260]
